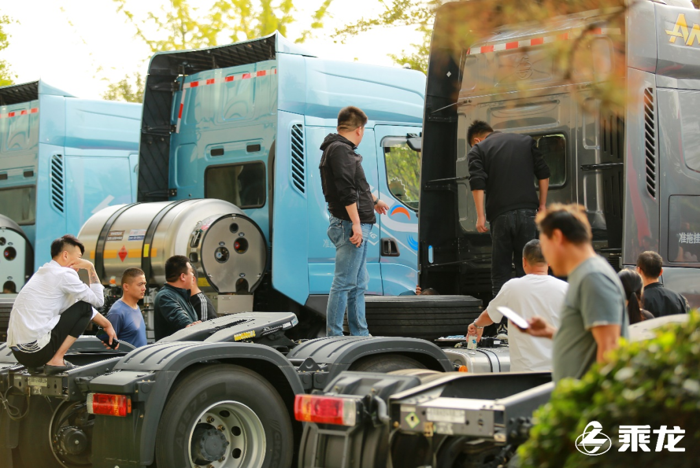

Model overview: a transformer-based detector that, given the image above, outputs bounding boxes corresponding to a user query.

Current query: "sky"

[1,0,424,100]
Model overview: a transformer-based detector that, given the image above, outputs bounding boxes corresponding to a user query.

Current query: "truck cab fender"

[287,336,452,389]
[88,341,304,466]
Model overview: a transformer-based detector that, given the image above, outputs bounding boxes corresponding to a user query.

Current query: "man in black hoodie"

[319,106,389,336]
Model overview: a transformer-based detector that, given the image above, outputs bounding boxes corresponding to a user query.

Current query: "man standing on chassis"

[467,120,551,296]
[320,106,389,336]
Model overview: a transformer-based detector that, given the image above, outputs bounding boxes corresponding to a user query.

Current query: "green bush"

[518,312,700,468]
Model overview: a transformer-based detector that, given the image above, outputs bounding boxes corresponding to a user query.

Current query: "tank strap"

[94,203,140,279]
[140,199,190,283]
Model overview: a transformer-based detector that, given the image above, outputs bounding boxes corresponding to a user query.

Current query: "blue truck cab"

[133,33,424,329]
[0,81,141,292]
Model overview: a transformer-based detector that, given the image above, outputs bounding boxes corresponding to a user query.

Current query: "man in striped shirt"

[189,269,218,321]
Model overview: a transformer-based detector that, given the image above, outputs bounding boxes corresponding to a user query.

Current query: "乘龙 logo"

[576,421,612,456]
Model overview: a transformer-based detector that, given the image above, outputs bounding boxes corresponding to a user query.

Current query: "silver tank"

[78,199,266,293]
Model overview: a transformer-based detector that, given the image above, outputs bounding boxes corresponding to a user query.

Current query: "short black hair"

[165,255,190,283]
[637,251,663,279]
[420,287,439,295]
[121,267,145,286]
[337,106,368,132]
[51,235,85,258]
[536,204,592,245]
[522,239,546,265]
[467,120,493,146]
[2,281,16,293]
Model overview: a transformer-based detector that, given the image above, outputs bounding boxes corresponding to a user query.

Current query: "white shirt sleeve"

[485,281,511,323]
[59,270,105,310]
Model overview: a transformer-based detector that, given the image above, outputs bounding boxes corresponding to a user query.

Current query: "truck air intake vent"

[50,154,65,213]
[643,88,656,199]
[290,124,306,194]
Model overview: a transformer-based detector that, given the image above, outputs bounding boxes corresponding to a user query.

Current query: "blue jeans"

[326,216,372,336]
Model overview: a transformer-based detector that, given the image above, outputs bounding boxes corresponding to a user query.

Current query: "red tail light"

[87,393,132,417]
[294,394,359,426]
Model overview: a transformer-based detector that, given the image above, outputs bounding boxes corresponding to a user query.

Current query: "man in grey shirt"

[517,204,628,382]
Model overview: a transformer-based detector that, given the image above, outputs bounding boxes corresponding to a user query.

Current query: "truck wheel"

[17,397,62,468]
[364,295,482,341]
[155,364,293,468]
[349,354,426,373]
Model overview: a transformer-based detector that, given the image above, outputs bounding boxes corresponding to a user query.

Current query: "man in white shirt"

[7,235,118,374]
[467,239,567,372]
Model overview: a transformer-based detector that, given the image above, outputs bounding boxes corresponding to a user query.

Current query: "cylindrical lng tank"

[78,199,267,293]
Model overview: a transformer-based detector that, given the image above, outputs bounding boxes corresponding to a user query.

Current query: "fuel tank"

[78,199,266,293]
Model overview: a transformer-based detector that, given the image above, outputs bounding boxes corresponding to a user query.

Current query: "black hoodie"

[319,133,377,224]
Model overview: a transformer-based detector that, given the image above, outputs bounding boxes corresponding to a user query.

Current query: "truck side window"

[533,134,566,187]
[205,162,266,209]
[0,186,36,225]
[383,138,420,210]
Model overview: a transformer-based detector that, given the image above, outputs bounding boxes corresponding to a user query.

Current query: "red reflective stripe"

[178,103,184,119]
[206,78,215,85]
[7,112,14,117]
[31,108,38,114]
[190,81,199,87]
[557,33,569,40]
[20,110,27,115]
[242,73,252,79]
[531,37,544,46]
[225,76,234,82]
[257,70,266,77]
[591,27,603,35]
[274,69,277,74]
[506,42,519,50]
[480,45,494,53]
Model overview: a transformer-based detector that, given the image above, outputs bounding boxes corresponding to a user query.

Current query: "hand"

[374,200,389,215]
[415,285,422,295]
[71,258,95,272]
[538,204,546,212]
[476,215,488,233]
[521,316,556,339]
[186,321,202,328]
[101,325,119,350]
[349,223,363,247]
[467,323,484,342]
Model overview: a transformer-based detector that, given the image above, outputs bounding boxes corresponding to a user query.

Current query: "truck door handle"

[381,238,400,257]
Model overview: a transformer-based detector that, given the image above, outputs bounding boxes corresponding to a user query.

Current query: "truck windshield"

[383,138,420,211]
[205,162,266,209]
[0,186,35,225]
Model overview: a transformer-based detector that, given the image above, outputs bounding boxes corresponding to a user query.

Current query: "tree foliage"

[518,313,700,467]
[0,14,15,87]
[101,73,145,103]
[113,0,334,53]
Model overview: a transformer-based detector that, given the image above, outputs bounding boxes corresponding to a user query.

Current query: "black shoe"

[44,360,76,375]
[26,366,44,375]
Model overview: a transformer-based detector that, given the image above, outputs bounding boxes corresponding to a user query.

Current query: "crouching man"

[7,235,118,374]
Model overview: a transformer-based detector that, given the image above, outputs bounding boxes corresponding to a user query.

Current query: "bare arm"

[521,316,557,339]
[591,325,621,363]
[467,310,494,342]
[472,190,488,233]
[538,178,549,211]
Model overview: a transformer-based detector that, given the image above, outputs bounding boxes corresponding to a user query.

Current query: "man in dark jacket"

[319,106,388,336]
[636,251,689,317]
[154,255,201,340]
[467,120,550,296]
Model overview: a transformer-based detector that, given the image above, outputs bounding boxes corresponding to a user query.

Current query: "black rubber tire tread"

[154,363,294,468]
[365,305,481,341]
[365,295,481,309]
[17,397,62,468]
[349,354,427,373]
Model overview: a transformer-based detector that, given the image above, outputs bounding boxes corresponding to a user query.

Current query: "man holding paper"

[467,240,567,372]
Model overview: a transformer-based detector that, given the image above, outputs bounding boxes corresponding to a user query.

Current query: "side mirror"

[407,134,422,153]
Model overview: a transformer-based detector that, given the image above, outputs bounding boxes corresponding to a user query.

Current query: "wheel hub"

[56,425,89,456]
[191,423,229,465]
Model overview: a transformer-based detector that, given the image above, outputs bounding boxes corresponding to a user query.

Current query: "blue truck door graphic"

[374,125,421,295]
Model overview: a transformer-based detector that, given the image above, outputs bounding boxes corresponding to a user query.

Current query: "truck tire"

[155,364,293,468]
[17,397,62,468]
[349,354,426,373]
[364,295,482,341]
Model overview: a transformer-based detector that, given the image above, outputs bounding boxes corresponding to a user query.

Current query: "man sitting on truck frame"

[467,120,550,297]
[7,235,118,374]
[518,204,628,382]
[467,239,567,372]
[154,255,201,340]
[319,106,389,336]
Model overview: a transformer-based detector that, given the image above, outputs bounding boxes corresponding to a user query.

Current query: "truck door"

[305,126,383,296]
[374,125,421,295]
